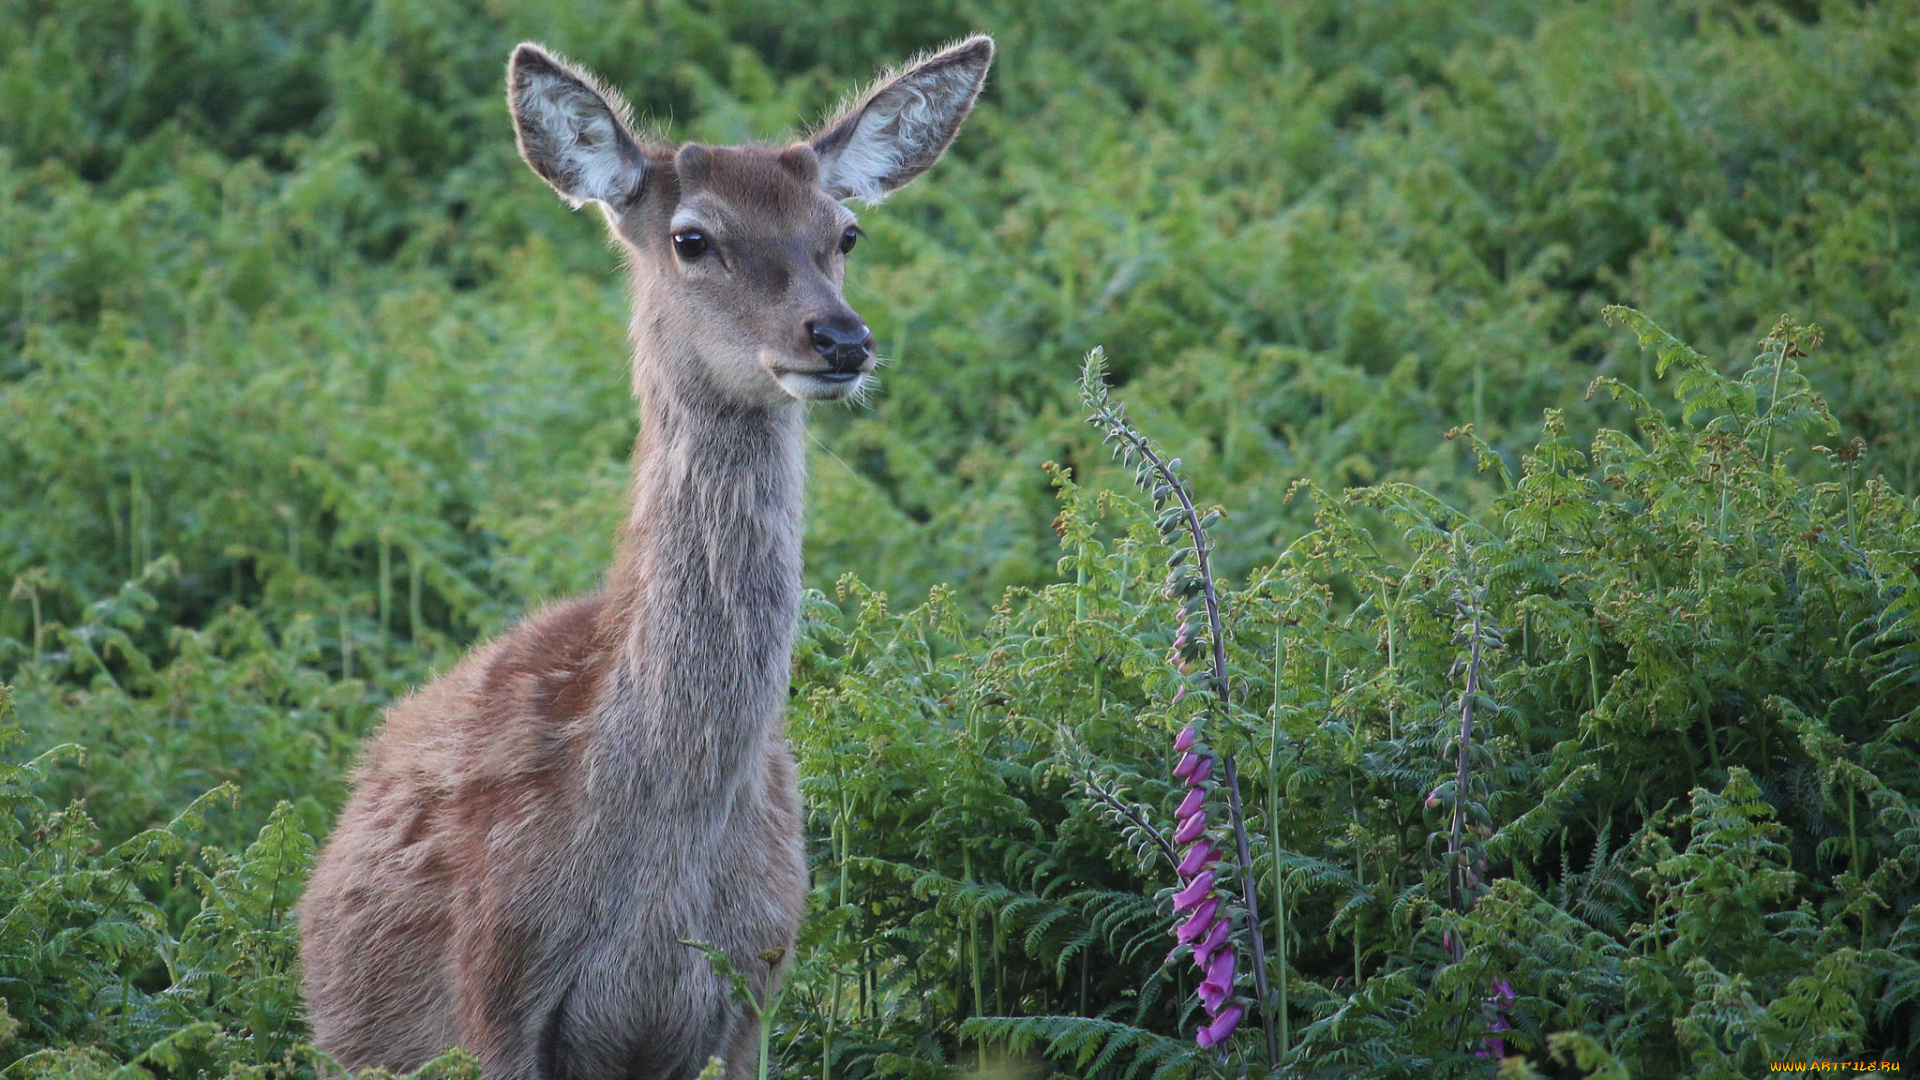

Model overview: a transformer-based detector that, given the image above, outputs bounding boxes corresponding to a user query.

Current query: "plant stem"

[965,845,983,1023]
[378,530,393,654]
[1447,597,1486,927]
[131,463,149,575]
[1224,756,1279,1064]
[1702,702,1723,773]
[1352,777,1363,985]
[1276,866,1289,1055]
[824,803,848,1080]
[1473,353,1485,438]
[758,992,772,1080]
[28,588,42,660]
[409,549,423,641]
[1075,539,1087,622]
[1079,948,1089,1015]
[1269,621,1289,1053]
[1588,640,1600,713]
[1849,781,1861,877]
[994,910,1005,1016]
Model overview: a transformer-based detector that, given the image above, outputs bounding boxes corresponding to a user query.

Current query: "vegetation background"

[2,0,1916,1075]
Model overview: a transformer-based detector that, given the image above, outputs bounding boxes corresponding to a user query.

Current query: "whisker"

[806,426,861,477]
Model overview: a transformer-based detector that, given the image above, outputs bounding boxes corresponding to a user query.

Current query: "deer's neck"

[591,367,806,815]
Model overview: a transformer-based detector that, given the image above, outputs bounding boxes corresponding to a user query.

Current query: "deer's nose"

[807,318,874,374]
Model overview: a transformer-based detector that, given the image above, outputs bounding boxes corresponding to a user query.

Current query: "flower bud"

[1425,789,1442,809]
[1171,870,1214,912]
[1172,722,1195,749]
[1172,752,1200,779]
[1185,757,1214,786]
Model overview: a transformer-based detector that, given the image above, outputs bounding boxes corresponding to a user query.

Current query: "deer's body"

[298,38,991,1080]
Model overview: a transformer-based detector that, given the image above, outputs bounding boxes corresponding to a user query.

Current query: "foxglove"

[1477,975,1516,1058]
[1176,839,1219,878]
[1172,870,1214,911]
[1197,948,1236,1011]
[1174,896,1219,943]
[1195,1004,1245,1050]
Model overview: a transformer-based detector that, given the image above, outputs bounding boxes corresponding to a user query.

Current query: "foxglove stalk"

[1161,724,1241,1047]
[1477,976,1516,1059]
[1083,350,1273,1056]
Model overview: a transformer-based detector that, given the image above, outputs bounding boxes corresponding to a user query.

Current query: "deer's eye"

[838,227,861,255]
[671,231,709,259]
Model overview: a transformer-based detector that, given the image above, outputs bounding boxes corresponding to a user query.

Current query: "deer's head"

[507,37,993,407]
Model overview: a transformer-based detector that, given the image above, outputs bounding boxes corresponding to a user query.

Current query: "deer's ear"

[508,43,647,209]
[809,35,993,204]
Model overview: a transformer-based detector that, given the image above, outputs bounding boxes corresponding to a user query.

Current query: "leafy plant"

[5,0,1920,1075]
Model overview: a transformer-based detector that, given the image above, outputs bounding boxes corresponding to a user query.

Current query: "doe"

[298,36,993,1080]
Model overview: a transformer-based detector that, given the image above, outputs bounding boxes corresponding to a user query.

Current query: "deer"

[297,35,993,1080]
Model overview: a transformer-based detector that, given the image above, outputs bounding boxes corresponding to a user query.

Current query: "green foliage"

[773,312,1919,1075]
[4,0,1920,1076]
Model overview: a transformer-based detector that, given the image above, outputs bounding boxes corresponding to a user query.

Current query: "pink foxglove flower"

[1194,914,1232,967]
[1173,810,1208,845]
[1194,1003,1243,1049]
[1171,870,1214,912]
[1174,896,1218,943]
[1176,840,1219,878]
[1478,976,1517,1058]
[1197,948,1236,1011]
[1185,757,1213,786]
[1175,787,1207,822]
[1173,752,1201,779]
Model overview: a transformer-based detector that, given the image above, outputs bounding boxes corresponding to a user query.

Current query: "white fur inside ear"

[814,43,990,204]
[514,65,643,208]
[826,86,932,204]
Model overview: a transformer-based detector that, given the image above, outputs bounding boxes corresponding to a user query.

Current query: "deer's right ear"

[508,44,646,210]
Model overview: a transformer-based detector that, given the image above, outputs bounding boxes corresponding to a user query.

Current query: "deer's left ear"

[809,35,994,204]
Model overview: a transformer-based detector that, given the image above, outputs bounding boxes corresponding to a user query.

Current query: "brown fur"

[298,36,991,1080]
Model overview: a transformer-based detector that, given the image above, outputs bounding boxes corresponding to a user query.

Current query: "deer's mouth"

[773,367,866,401]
